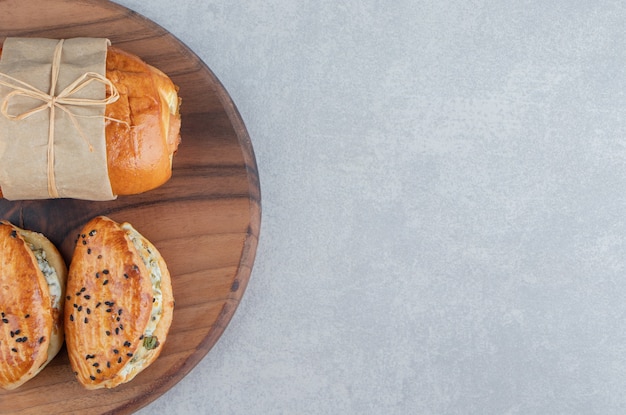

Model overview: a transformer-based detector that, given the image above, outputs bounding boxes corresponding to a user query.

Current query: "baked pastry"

[0,221,67,390]
[0,45,181,197]
[64,216,174,389]
[104,46,181,195]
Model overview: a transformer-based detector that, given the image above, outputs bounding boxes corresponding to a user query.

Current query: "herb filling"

[29,245,61,309]
[118,224,164,377]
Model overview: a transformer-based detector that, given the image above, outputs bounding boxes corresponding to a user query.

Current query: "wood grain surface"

[0,0,261,413]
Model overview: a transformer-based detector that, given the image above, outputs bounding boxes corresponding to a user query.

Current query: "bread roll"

[65,216,174,389]
[104,46,181,195]
[0,45,181,197]
[0,221,68,390]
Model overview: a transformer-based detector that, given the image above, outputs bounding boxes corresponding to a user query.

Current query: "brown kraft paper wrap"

[0,37,117,200]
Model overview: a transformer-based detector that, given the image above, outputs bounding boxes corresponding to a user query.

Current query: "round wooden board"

[0,1,261,414]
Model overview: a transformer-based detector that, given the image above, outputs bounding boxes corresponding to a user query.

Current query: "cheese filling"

[119,224,163,377]
[29,244,61,310]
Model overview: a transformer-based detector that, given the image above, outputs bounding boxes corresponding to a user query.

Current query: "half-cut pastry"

[64,216,174,389]
[0,221,67,390]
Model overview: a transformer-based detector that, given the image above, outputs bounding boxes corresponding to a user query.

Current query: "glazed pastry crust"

[65,216,173,389]
[0,221,67,390]
[105,46,181,195]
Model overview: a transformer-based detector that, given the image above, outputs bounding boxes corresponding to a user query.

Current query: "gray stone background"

[114,1,626,414]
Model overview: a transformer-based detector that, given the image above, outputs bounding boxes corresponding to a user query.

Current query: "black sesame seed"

[77,305,83,312]
[66,295,71,300]
[124,341,131,347]
[24,314,29,318]
[11,348,17,352]
[89,229,97,236]
[124,273,129,279]
[113,349,119,354]
[92,363,99,367]
[103,280,109,286]
[102,269,109,275]
[152,297,156,303]
[139,335,144,340]
[106,308,112,313]
[95,302,101,308]
[80,287,86,293]
[107,361,111,368]
[115,328,119,335]
[126,353,133,357]
[81,234,86,239]
[97,369,102,374]
[90,375,96,381]
[14,329,20,335]
[10,331,14,337]
[104,301,113,306]
[76,291,82,296]
[119,324,124,330]
[84,317,89,324]
[82,240,87,245]
[2,319,8,324]
[85,354,95,359]
[86,308,91,315]
[105,330,111,336]
[118,357,122,364]
[95,272,100,279]
[87,248,92,255]
[73,303,78,308]
[84,295,91,300]
[39,336,45,343]
[118,309,123,315]
[70,314,74,322]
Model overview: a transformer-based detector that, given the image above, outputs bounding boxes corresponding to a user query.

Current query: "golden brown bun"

[105,46,181,195]
[0,45,182,197]
[65,216,174,389]
[0,221,67,390]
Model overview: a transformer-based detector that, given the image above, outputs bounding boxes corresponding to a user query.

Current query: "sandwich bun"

[104,46,181,195]
[65,216,174,389]
[0,44,182,197]
[0,221,67,390]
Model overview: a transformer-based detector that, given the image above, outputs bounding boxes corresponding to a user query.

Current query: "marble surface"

[110,1,626,414]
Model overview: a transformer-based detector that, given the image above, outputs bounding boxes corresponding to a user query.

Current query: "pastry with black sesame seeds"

[64,216,174,389]
[0,221,68,390]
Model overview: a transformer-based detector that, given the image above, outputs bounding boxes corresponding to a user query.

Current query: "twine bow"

[0,39,120,198]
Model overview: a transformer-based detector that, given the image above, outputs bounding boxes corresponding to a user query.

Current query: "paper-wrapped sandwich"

[0,221,68,390]
[0,38,181,200]
[64,216,174,389]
